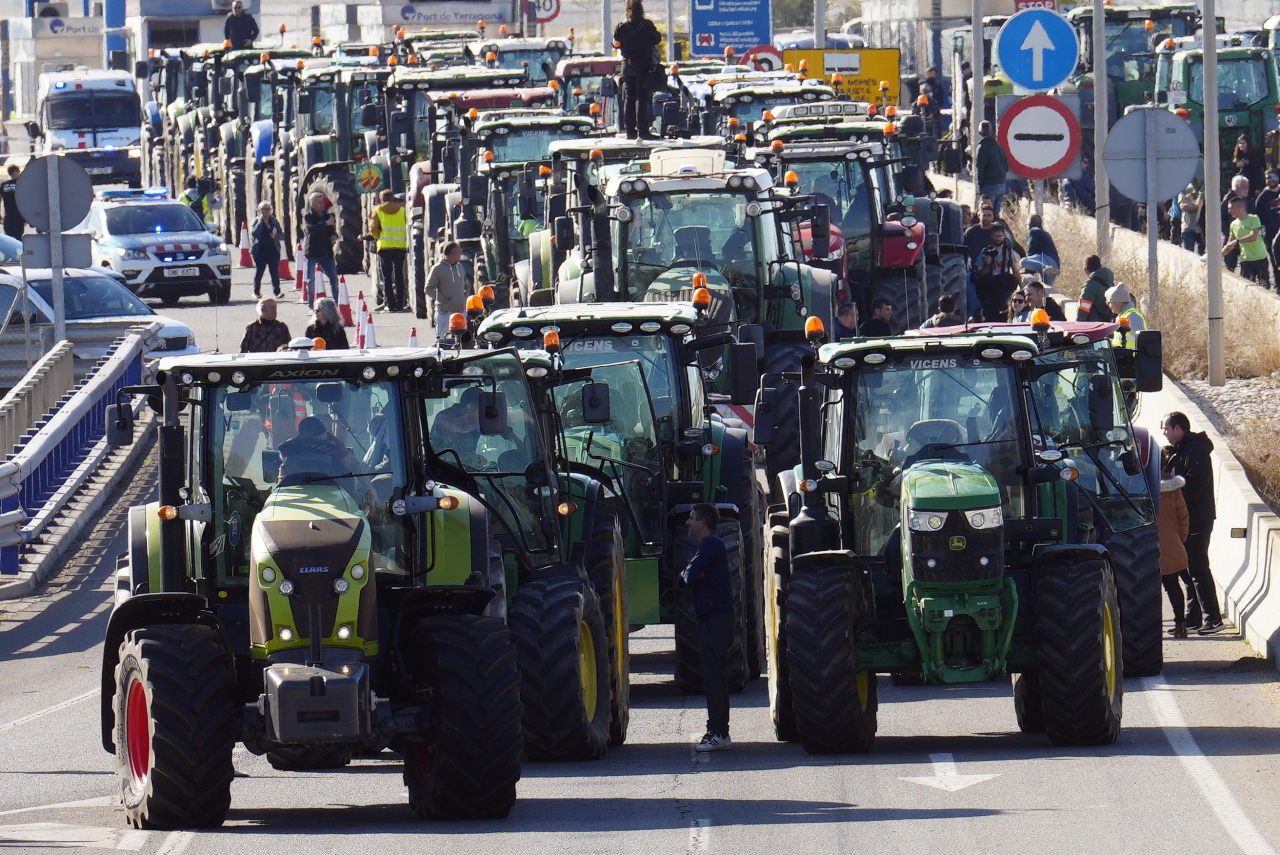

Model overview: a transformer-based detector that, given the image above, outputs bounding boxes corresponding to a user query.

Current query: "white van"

[31,68,143,186]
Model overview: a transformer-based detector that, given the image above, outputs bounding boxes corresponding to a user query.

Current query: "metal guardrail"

[0,330,148,575]
[0,341,74,460]
[0,322,162,392]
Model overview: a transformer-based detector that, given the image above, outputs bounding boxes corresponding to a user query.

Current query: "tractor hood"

[903,461,1001,512]
[641,268,734,323]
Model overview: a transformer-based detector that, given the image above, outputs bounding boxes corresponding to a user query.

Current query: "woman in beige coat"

[1158,472,1191,637]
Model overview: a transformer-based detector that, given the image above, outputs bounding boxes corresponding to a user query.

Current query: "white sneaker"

[695,732,732,752]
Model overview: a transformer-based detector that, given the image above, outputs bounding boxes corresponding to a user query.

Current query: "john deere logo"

[949,535,966,551]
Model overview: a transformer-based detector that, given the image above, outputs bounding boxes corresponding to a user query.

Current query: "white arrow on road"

[1020,19,1056,82]
[900,753,1000,791]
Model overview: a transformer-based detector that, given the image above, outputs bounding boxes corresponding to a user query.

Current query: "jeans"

[436,310,452,343]
[377,249,407,310]
[1185,530,1221,623]
[252,255,280,295]
[621,74,647,137]
[1240,257,1270,286]
[1181,229,1205,255]
[697,612,735,737]
[979,183,1006,214]
[306,255,339,307]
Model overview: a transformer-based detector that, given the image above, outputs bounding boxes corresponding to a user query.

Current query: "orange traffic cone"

[338,276,354,326]
[313,266,327,300]
[355,295,367,340]
[408,327,418,347]
[294,248,305,291]
[364,313,378,348]
[278,241,293,281]
[238,226,253,267]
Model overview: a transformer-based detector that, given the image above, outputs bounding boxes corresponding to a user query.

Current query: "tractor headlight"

[336,624,353,640]
[907,510,948,532]
[967,507,1003,530]
[333,577,349,594]
[278,626,294,642]
[260,566,276,583]
[278,579,295,596]
[350,564,365,579]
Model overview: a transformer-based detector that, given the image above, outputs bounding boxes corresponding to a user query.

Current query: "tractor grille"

[908,512,1003,583]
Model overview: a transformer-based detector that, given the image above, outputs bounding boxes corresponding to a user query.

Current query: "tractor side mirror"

[554,216,576,250]
[479,390,508,435]
[134,60,149,79]
[272,91,286,116]
[582,382,610,423]
[1088,375,1115,432]
[218,76,233,97]
[360,103,380,128]
[468,175,488,201]
[728,342,759,405]
[601,78,618,97]
[226,391,253,411]
[1133,329,1163,392]
[296,90,313,114]
[811,204,831,259]
[105,404,133,447]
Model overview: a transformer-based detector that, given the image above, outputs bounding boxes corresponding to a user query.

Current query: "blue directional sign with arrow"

[994,9,1080,93]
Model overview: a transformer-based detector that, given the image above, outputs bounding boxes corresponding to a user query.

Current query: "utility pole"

[1203,0,1223,385]
[603,0,612,55]
[815,0,826,49]
[970,0,983,184]
[1093,0,1110,262]
[667,0,674,61]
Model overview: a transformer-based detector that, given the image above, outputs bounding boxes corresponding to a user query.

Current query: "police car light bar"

[98,186,170,200]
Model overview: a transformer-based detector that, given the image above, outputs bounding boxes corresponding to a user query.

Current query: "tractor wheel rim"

[580,620,598,720]
[125,678,150,787]
[1103,602,1117,701]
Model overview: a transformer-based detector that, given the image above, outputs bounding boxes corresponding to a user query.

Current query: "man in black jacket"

[224,0,259,49]
[682,503,734,751]
[1163,411,1223,634]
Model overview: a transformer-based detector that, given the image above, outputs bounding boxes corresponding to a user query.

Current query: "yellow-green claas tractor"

[99,344,531,828]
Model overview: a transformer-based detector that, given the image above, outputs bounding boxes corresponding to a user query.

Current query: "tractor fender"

[710,425,749,506]
[1134,425,1162,514]
[1033,542,1111,571]
[250,119,273,167]
[218,121,239,158]
[390,585,498,684]
[770,262,837,336]
[99,592,226,753]
[425,183,460,241]
[422,488,489,587]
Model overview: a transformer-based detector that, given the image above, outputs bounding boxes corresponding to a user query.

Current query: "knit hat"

[1105,282,1131,303]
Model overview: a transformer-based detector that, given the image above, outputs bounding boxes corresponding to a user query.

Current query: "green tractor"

[555,56,623,127]
[1154,37,1280,187]
[99,346,527,827]
[477,301,767,691]
[755,319,1165,752]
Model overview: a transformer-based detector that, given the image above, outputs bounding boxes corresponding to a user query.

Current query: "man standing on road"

[240,297,292,353]
[1076,255,1114,322]
[1162,412,1223,635]
[0,165,25,239]
[682,503,734,753]
[369,190,408,312]
[423,241,468,341]
[224,0,259,48]
[974,121,1009,214]
[302,193,339,308]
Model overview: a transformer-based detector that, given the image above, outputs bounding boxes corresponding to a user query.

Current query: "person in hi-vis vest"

[369,190,408,312]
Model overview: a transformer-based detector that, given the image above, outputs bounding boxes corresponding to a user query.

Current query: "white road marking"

[1142,675,1279,855]
[0,689,99,733]
[155,830,197,855]
[0,796,115,817]
[0,822,144,850]
[900,752,1000,791]
[688,818,711,853]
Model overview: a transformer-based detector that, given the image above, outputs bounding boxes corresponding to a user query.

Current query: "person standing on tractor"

[682,503,734,753]
[1076,255,1114,322]
[369,190,408,312]
[224,0,259,49]
[0,165,25,239]
[613,0,661,140]
[424,241,469,342]
[974,121,1009,214]
[1162,412,1224,636]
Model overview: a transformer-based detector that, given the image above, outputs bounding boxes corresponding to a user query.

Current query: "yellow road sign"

[780,49,902,104]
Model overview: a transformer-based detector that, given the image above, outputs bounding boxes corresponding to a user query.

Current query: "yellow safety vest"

[376,206,407,251]
[1111,306,1147,348]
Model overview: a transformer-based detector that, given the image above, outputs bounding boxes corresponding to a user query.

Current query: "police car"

[85,188,232,305]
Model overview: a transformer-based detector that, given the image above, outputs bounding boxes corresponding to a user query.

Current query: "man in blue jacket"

[682,503,734,752]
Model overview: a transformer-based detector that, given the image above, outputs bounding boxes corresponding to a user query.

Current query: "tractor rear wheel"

[760,343,808,490]
[1013,671,1046,733]
[586,512,630,746]
[672,521,748,694]
[114,624,235,829]
[1098,522,1163,677]
[733,451,766,680]
[785,564,877,754]
[511,576,611,760]
[228,166,246,245]
[307,170,363,275]
[765,522,799,741]
[1036,558,1123,745]
[403,614,522,820]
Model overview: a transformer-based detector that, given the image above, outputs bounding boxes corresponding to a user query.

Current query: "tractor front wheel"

[114,624,235,829]
[587,511,630,746]
[765,521,799,741]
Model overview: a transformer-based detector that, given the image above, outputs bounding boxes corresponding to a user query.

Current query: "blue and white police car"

[86,188,232,306]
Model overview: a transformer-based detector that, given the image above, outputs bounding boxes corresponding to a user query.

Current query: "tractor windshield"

[423,351,557,565]
[304,83,338,135]
[727,94,813,124]
[488,48,563,81]
[617,191,769,321]
[1092,16,1195,82]
[208,379,410,586]
[485,127,586,163]
[1027,342,1156,533]
[783,158,884,272]
[841,358,1027,557]
[1189,55,1272,108]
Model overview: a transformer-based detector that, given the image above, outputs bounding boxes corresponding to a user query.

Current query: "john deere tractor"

[99,342,630,827]
[756,317,1164,752]
[478,301,767,693]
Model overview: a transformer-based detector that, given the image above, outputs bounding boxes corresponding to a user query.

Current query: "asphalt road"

[3,445,1280,853]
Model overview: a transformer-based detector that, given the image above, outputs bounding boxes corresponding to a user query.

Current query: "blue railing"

[0,330,151,575]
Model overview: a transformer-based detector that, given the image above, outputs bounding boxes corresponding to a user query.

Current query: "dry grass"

[1232,424,1280,512]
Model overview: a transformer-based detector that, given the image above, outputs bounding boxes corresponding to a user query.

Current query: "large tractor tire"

[1035,558,1123,746]
[784,564,877,754]
[1013,671,1046,734]
[403,614,522,820]
[672,520,748,695]
[586,511,630,746]
[511,576,611,761]
[227,166,246,245]
[307,170,364,276]
[1098,522,1163,678]
[736,455,766,680]
[113,624,235,829]
[871,268,927,333]
[760,342,809,489]
[409,222,427,319]
[765,520,799,741]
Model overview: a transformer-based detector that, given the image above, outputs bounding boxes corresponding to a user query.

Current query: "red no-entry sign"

[997,95,1080,179]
